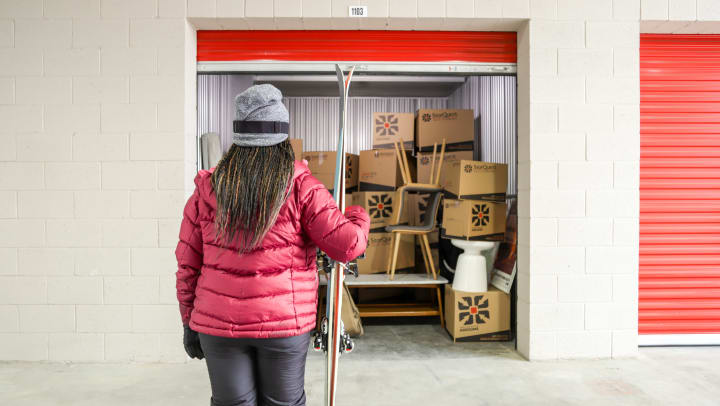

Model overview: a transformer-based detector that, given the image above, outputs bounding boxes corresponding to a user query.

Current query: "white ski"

[312,64,356,406]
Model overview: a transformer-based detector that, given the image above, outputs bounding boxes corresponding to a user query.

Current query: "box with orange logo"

[372,112,415,150]
[445,285,511,342]
[352,191,409,232]
[441,199,506,241]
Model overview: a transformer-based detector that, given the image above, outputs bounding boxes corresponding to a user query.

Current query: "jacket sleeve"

[298,173,370,263]
[175,187,204,325]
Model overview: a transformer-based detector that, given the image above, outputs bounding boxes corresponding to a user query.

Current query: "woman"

[175,84,370,406]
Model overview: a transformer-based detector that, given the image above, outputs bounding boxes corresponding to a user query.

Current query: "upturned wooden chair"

[386,139,446,280]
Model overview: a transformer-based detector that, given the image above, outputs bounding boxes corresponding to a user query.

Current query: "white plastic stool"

[451,239,496,292]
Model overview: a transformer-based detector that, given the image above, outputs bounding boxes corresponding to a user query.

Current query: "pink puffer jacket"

[175,160,370,339]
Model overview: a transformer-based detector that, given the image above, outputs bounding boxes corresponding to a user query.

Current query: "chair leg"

[421,234,437,280]
[436,286,444,329]
[419,236,431,276]
[317,286,326,330]
[388,232,401,280]
[386,234,394,276]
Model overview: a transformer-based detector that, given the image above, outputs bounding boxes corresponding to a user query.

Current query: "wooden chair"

[385,139,446,280]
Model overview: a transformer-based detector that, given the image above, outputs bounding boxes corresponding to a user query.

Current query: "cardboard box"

[303,151,359,193]
[444,160,508,201]
[445,285,511,342]
[372,112,414,150]
[358,149,415,191]
[352,191,409,232]
[415,109,474,152]
[441,199,506,241]
[357,232,414,274]
[289,139,302,161]
[416,150,473,188]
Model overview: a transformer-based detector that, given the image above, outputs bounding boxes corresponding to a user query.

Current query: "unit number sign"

[349,6,368,17]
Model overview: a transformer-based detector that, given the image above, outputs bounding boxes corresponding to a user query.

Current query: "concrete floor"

[2,324,720,406]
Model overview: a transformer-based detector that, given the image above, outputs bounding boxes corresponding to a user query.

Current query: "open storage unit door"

[640,34,720,345]
[195,30,519,348]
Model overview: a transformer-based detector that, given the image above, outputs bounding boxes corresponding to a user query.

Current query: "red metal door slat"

[196,30,517,63]
[640,34,720,336]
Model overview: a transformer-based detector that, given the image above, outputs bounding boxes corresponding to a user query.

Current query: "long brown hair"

[211,140,295,253]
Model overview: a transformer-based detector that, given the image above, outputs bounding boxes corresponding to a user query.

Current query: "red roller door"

[640,34,720,343]
[197,30,517,63]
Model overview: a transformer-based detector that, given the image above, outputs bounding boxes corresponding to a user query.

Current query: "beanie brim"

[232,133,288,147]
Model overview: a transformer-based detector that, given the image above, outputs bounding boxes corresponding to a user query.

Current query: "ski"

[312,64,356,406]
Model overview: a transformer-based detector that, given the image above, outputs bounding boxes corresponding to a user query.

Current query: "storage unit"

[196,30,518,342]
[639,34,720,345]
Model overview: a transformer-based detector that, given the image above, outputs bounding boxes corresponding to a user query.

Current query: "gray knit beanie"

[232,84,289,147]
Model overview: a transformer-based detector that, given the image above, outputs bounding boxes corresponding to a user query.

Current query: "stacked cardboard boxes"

[440,160,511,341]
[354,149,415,274]
[441,160,508,241]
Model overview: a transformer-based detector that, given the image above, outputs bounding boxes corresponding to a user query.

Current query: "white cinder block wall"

[0,0,715,362]
[516,5,642,359]
[0,0,189,362]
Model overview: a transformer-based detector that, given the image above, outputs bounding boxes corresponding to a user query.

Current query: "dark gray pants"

[198,332,311,406]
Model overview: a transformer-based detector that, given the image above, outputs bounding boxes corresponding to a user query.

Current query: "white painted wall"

[0,0,715,362]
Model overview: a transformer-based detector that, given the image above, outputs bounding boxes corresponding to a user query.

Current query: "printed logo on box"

[421,113,432,122]
[368,234,392,245]
[429,111,458,121]
[473,163,498,171]
[375,114,399,137]
[420,156,430,166]
[464,164,472,173]
[472,204,490,227]
[368,194,393,219]
[418,195,429,223]
[346,159,354,179]
[458,295,489,327]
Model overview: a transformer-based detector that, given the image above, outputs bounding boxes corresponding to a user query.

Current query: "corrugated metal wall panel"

[447,76,517,195]
[197,74,254,152]
[286,97,447,154]
[640,34,720,336]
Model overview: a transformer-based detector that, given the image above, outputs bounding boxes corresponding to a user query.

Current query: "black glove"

[183,324,204,360]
